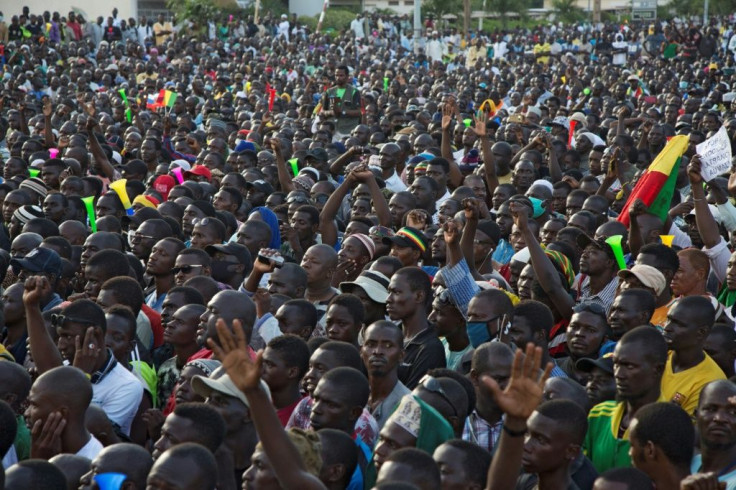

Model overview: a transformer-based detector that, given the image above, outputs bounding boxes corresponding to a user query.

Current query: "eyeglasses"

[573,301,606,316]
[286,196,310,204]
[51,314,98,328]
[192,217,212,226]
[172,265,204,275]
[313,193,329,204]
[369,226,394,239]
[419,375,458,417]
[130,232,155,242]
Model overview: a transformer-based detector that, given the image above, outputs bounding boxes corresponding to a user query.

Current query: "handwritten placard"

[697,126,732,182]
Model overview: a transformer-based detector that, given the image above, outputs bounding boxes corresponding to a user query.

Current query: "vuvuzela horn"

[605,234,627,271]
[109,179,134,216]
[82,196,97,233]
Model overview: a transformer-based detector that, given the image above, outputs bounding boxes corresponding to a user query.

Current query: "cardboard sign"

[697,126,732,182]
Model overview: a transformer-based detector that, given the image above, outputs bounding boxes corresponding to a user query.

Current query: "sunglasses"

[192,217,213,226]
[129,231,155,242]
[369,226,394,239]
[172,265,204,275]
[573,301,606,316]
[419,375,457,417]
[51,314,97,328]
[286,196,310,204]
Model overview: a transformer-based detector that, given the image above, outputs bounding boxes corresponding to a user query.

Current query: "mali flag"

[163,90,177,108]
[618,135,689,227]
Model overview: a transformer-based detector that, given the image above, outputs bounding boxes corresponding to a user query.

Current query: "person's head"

[508,300,553,350]
[697,380,736,453]
[593,467,654,490]
[413,375,468,436]
[325,294,364,344]
[432,440,491,490]
[84,249,129,300]
[146,238,186,278]
[542,376,591,412]
[152,402,226,460]
[663,295,715,353]
[243,428,323,489]
[53,299,107,363]
[470,342,515,414]
[608,289,656,340]
[200,289,256,347]
[636,244,680,293]
[671,248,709,297]
[267,262,307,298]
[704,325,736,377]
[164,304,205,349]
[0,361,32,415]
[567,301,610,358]
[146,443,217,490]
[274,299,318,340]
[260,334,310,396]
[78,443,153,490]
[104,305,137,365]
[173,248,211,286]
[300,244,338,286]
[376,448,441,490]
[629,402,694,478]
[4,459,67,490]
[96,276,145,317]
[303,341,362,396]
[614,326,668,403]
[386,266,431,321]
[25,366,92,433]
[521,399,588,476]
[310,366,369,434]
[360,320,405,378]
[466,289,514,345]
[235,220,272,256]
[578,234,617,278]
[317,428,359,490]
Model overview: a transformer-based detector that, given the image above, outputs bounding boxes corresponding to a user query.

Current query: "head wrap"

[249,207,282,250]
[183,359,222,377]
[133,195,158,209]
[13,205,44,226]
[293,175,315,193]
[544,249,575,289]
[350,233,375,259]
[19,177,48,200]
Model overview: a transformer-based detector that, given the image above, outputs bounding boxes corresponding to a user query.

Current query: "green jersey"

[583,401,632,473]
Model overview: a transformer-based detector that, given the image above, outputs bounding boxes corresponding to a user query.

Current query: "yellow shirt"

[661,351,725,416]
[533,43,551,64]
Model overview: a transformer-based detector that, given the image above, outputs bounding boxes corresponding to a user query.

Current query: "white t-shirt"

[92,362,143,436]
[76,435,104,460]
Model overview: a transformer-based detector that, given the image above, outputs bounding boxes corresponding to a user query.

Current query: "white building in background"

[290,0,364,17]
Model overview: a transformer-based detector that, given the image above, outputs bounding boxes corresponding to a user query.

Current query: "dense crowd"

[1,4,736,490]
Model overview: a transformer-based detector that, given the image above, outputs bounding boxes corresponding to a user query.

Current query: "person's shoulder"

[588,400,618,418]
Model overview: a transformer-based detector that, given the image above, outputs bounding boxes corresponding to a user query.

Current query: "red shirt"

[142,304,164,348]
[277,396,305,427]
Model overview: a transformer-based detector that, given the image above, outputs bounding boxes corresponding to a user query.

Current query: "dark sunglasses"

[287,196,310,204]
[419,375,458,417]
[172,265,204,275]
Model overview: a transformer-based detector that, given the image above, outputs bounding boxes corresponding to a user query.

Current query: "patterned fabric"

[286,396,379,449]
[462,410,503,453]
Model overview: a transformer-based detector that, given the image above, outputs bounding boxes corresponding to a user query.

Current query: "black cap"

[576,354,614,375]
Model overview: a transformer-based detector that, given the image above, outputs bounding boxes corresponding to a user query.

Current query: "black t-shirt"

[8,24,23,41]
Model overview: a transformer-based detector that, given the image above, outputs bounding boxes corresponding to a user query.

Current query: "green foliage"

[424,0,464,21]
[552,0,586,24]
[297,8,357,35]
[483,0,530,28]
[664,0,731,16]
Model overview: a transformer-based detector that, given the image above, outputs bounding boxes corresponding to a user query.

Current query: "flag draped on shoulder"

[617,135,689,227]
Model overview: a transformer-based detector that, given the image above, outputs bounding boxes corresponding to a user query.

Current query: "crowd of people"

[1,4,736,490]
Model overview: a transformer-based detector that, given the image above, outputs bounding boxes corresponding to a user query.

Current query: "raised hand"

[42,98,53,118]
[679,473,727,490]
[688,154,703,185]
[443,219,461,245]
[406,209,429,230]
[208,318,263,393]
[23,276,52,309]
[441,102,454,132]
[462,197,481,221]
[471,111,488,138]
[480,342,552,421]
[509,201,529,230]
[349,164,375,184]
[628,198,648,218]
[72,327,102,374]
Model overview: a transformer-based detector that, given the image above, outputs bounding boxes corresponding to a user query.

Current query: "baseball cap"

[550,116,570,131]
[11,247,62,276]
[192,373,270,407]
[121,207,162,227]
[170,159,192,172]
[383,227,428,253]
[577,233,616,260]
[305,148,328,163]
[340,270,390,304]
[120,160,148,177]
[244,179,274,194]
[617,264,666,296]
[184,165,212,182]
[206,243,252,268]
[576,353,614,375]
[627,74,640,82]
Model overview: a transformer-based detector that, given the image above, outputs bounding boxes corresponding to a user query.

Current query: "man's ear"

[565,443,581,462]
[349,405,363,423]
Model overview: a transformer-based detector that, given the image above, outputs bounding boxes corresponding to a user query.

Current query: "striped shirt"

[575,275,619,314]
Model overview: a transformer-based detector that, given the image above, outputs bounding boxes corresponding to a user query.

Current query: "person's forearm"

[87,129,115,181]
[485,417,526,490]
[328,150,357,177]
[244,269,265,293]
[441,129,453,161]
[548,148,562,183]
[274,154,295,193]
[628,216,643,258]
[319,179,350,246]
[367,178,391,227]
[26,304,63,373]
[460,217,479,275]
[481,137,498,197]
[693,183,721,248]
[524,228,574,319]
[43,115,55,148]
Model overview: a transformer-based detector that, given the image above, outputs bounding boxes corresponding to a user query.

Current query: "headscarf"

[545,249,575,289]
[249,206,282,250]
[717,282,736,309]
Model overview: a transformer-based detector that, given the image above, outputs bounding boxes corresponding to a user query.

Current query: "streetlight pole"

[414,0,421,53]
[703,0,708,27]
